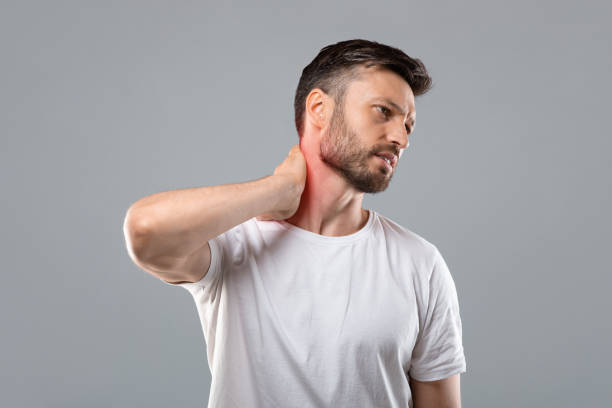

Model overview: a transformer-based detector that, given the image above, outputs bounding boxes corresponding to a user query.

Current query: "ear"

[305,88,329,130]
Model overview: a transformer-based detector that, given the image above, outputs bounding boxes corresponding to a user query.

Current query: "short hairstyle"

[293,39,433,137]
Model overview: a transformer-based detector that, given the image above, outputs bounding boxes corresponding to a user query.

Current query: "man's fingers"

[289,144,301,155]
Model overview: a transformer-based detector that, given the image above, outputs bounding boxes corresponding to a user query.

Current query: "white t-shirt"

[162,209,466,408]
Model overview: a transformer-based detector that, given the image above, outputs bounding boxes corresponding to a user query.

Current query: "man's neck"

[284,154,368,237]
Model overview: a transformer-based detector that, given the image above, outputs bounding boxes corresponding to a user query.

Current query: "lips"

[375,152,397,168]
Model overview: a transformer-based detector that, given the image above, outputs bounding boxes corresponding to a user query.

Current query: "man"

[123,39,467,407]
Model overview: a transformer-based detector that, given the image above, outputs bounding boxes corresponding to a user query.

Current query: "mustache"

[373,146,400,156]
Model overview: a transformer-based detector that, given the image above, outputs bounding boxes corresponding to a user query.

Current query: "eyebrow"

[373,97,416,125]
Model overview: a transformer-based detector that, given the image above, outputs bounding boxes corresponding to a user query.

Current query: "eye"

[376,105,391,117]
[405,120,415,135]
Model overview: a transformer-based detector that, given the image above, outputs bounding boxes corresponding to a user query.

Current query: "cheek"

[346,108,374,130]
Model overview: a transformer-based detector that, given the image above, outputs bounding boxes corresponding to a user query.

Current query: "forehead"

[344,66,416,116]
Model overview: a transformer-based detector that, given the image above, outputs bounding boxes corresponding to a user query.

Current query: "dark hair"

[293,39,433,137]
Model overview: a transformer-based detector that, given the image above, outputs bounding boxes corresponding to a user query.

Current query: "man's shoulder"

[375,211,439,259]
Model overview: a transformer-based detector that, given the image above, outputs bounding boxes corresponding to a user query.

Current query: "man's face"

[319,66,416,193]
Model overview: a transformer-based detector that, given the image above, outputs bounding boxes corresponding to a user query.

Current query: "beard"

[319,106,394,194]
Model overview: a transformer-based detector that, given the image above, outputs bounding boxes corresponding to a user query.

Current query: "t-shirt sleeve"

[159,232,225,299]
[409,247,467,382]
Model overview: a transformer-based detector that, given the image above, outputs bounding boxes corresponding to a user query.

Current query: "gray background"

[1,0,610,407]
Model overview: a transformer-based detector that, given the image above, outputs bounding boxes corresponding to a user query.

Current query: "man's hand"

[257,144,307,221]
[410,374,462,408]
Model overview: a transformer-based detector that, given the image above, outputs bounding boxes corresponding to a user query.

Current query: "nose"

[388,120,410,150]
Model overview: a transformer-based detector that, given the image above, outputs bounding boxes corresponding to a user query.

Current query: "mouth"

[374,154,393,171]
[374,152,397,170]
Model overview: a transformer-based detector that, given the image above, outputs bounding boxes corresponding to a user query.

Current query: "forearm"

[124,175,291,263]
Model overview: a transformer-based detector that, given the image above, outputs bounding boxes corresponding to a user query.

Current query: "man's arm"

[410,374,462,408]
[123,144,306,284]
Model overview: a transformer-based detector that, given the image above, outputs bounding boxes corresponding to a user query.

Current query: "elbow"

[123,207,154,262]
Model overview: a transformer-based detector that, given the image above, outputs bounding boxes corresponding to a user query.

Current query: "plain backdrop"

[1,1,610,407]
